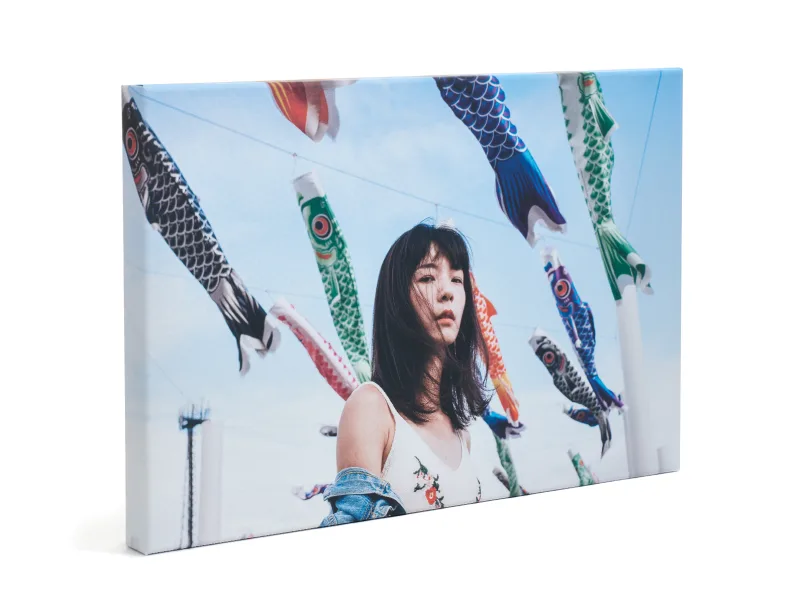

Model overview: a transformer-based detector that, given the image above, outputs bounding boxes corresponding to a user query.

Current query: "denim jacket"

[319,467,407,527]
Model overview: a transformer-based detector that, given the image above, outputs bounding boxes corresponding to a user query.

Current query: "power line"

[260,288,374,312]
[146,350,191,403]
[130,262,619,349]
[129,87,599,252]
[625,71,662,237]
[127,262,183,281]
[131,88,448,207]
[126,261,368,311]
[129,261,618,344]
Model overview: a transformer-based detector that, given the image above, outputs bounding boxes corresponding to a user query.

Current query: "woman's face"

[410,245,467,346]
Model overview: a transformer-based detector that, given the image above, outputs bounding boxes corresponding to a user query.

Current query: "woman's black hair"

[371,221,492,431]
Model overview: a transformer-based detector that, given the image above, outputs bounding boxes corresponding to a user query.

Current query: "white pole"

[199,419,223,546]
[616,284,659,477]
[621,402,635,477]
[657,444,679,474]
[657,446,668,473]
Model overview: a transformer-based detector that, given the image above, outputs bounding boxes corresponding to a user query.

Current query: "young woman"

[320,222,492,526]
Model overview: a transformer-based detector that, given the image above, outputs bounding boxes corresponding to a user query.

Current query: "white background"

[2,1,802,601]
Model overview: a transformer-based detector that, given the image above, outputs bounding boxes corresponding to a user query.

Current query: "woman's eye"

[418,275,434,283]
[452,278,463,284]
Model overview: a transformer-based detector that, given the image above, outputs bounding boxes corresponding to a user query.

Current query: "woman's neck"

[418,355,443,412]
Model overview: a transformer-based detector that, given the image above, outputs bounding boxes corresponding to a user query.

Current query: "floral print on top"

[366,379,483,513]
[413,456,445,509]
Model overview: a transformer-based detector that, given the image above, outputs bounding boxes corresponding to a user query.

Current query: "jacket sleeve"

[319,467,405,527]
[319,494,398,526]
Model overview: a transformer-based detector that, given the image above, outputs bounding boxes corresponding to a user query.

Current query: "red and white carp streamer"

[267,79,356,142]
[269,297,358,401]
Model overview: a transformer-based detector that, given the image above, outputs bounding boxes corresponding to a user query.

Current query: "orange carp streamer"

[470,274,521,423]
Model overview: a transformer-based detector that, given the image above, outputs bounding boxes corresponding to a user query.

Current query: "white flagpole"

[199,419,223,546]
[657,446,669,473]
[616,283,659,477]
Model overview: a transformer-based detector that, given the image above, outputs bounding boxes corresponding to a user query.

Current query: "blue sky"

[123,69,681,552]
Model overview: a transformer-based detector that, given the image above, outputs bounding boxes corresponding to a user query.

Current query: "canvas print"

[123,69,681,555]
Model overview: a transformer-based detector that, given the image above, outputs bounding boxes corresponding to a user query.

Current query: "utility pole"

[179,405,209,548]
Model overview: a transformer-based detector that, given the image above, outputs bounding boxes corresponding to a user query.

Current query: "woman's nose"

[439,285,454,302]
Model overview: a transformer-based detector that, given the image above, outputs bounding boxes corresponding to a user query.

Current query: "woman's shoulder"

[341,382,395,427]
[337,383,395,474]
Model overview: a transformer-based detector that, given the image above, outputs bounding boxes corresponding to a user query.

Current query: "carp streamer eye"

[125,128,138,158]
[543,351,555,365]
[555,279,570,298]
[312,214,332,240]
[576,411,587,422]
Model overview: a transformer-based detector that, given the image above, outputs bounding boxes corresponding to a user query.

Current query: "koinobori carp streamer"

[293,171,371,383]
[529,328,612,457]
[269,297,358,401]
[558,72,652,300]
[435,75,566,245]
[122,88,280,375]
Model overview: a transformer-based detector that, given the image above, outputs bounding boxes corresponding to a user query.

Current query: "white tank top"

[360,382,483,513]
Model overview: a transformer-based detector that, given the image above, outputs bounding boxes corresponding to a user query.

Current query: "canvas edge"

[123,87,151,555]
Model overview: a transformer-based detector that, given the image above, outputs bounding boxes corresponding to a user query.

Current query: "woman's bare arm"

[336,385,394,475]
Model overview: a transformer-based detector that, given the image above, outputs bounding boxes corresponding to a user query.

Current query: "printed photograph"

[122,70,682,554]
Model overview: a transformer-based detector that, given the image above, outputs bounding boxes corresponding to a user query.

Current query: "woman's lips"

[437,310,456,322]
